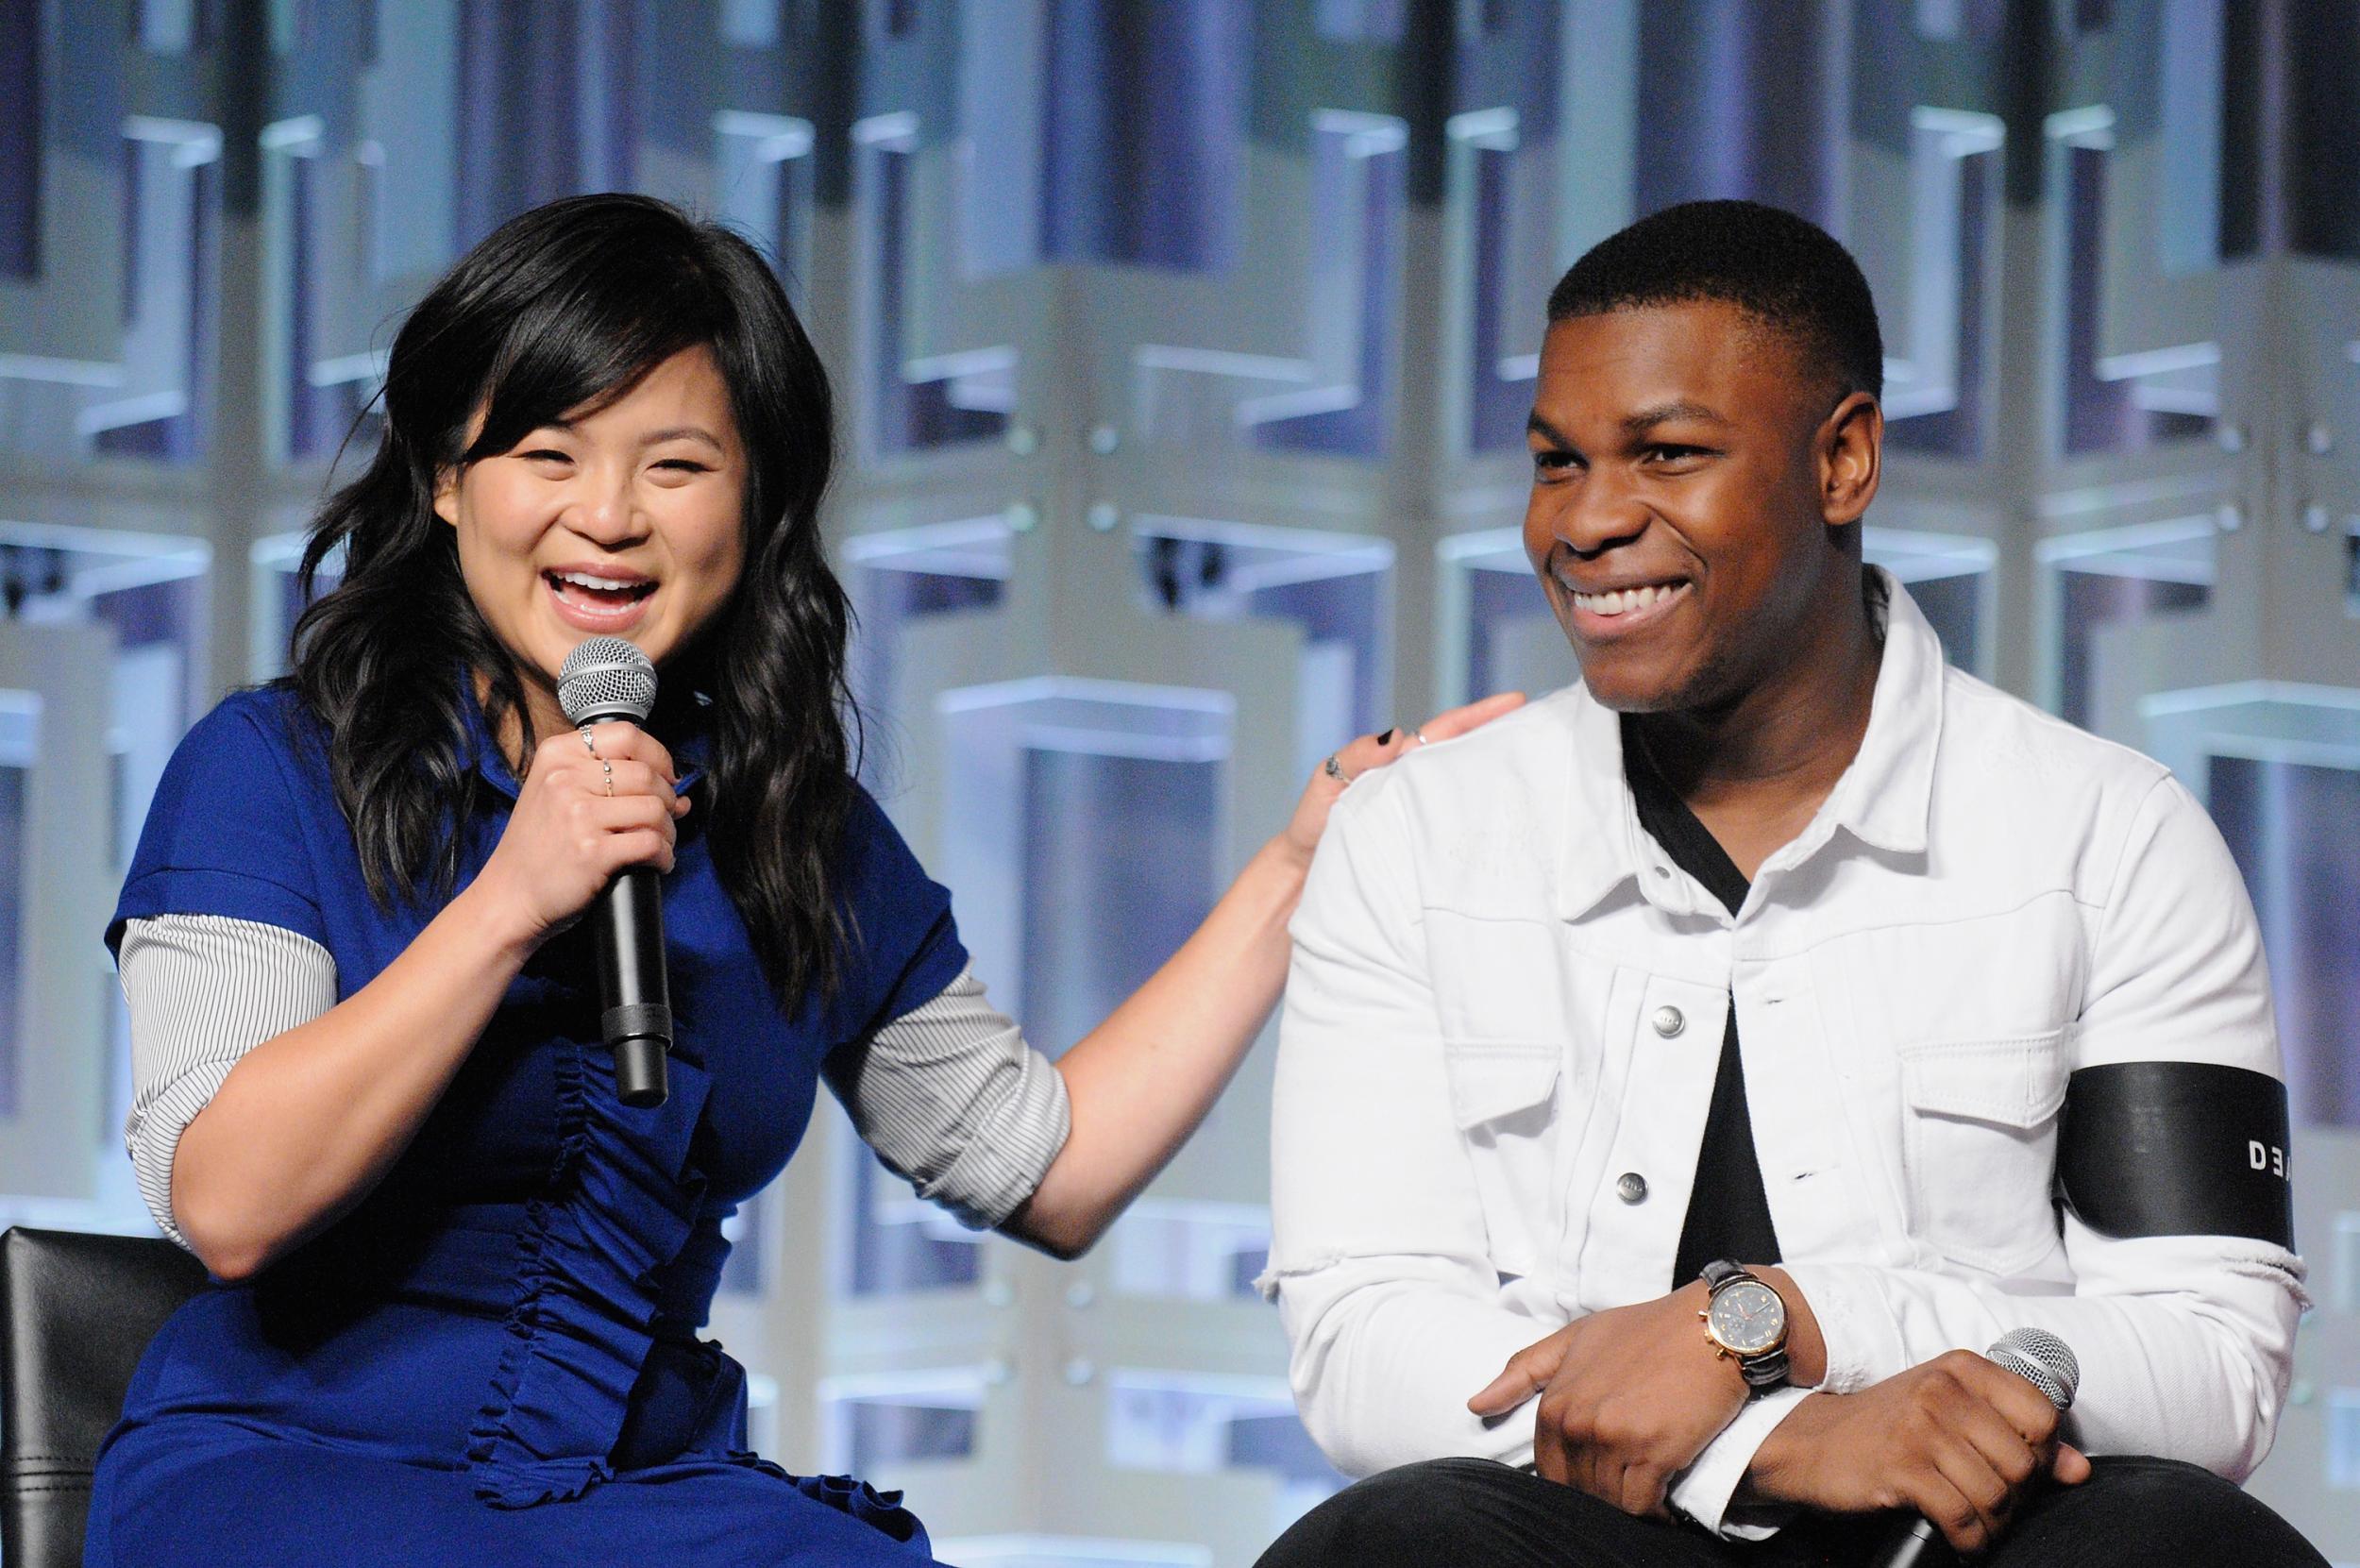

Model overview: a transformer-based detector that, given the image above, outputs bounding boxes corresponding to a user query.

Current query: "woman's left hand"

[1277,691,1526,864]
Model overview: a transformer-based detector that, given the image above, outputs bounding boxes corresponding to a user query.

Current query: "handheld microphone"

[558,636,671,1109]
[1869,1328,2080,1568]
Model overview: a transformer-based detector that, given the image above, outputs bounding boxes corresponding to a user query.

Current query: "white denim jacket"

[1262,573,2305,1537]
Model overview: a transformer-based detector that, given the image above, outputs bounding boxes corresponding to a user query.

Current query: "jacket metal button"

[1652,1005,1685,1038]
[1616,1172,1648,1204]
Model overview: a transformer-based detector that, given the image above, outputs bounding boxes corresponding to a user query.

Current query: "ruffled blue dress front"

[89,683,968,1567]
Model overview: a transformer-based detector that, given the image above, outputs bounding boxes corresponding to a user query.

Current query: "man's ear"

[1819,391,1882,528]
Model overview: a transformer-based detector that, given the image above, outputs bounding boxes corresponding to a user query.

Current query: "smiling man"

[1255,202,2323,1567]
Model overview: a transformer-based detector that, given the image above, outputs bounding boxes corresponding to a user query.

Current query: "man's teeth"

[1573,582,1685,616]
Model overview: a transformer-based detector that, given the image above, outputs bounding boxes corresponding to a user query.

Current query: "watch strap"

[1699,1258,1752,1291]
[1737,1345,1790,1390]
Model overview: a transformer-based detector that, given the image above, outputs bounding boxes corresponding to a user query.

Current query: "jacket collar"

[1551,566,1944,922]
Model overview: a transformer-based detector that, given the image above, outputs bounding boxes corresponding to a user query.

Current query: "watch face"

[1708,1280,1786,1354]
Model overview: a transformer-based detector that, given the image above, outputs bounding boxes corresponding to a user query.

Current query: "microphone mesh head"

[558,636,657,725]
[1988,1327,2080,1411]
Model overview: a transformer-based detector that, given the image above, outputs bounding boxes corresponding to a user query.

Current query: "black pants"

[1256,1456,2328,1568]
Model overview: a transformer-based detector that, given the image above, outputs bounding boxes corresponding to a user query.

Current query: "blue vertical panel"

[1252,121,1402,458]
[1887,147,1995,460]
[0,0,40,279]
[2332,1391,2360,1490]
[716,1192,765,1293]
[1039,0,1245,270]
[455,0,570,244]
[1465,138,1528,452]
[1313,0,1404,43]
[2217,0,2262,259]
[1019,749,1216,1058]
[2156,0,2222,277]
[2208,756,2360,1130]
[956,0,1043,277]
[849,1148,981,1293]
[287,149,324,460]
[1465,563,1550,700]
[92,157,217,463]
[848,564,1003,751]
[1455,0,1560,453]
[2055,571,2206,730]
[2060,145,2212,455]
[367,3,459,283]
[719,0,777,48]
[454,0,639,250]
[1899,573,1981,669]
[1632,0,1846,232]
[576,0,638,194]
[2059,145,2134,454]
[0,765,21,1119]
[863,133,1008,454]
[117,120,140,320]
[849,1402,976,1470]
[2284,0,2360,259]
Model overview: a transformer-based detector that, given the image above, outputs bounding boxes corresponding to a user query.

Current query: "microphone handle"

[595,865,672,1108]
[1872,1515,1951,1568]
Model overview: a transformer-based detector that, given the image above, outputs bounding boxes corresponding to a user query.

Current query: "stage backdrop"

[0,2,2355,1561]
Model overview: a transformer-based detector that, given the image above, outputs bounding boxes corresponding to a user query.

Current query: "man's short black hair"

[1546,200,1884,403]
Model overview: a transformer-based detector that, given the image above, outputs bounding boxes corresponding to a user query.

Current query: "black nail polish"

[1377,729,1395,745]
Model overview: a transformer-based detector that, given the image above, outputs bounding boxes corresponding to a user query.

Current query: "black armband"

[2057,1062,2294,1248]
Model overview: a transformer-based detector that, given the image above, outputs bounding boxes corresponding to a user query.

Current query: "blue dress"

[89,683,968,1567]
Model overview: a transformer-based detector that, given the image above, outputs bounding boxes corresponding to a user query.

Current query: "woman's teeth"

[547,570,654,605]
[1572,581,1687,617]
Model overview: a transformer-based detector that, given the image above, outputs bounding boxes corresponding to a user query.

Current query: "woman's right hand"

[473,721,690,949]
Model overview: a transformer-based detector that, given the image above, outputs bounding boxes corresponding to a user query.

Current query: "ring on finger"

[1323,753,1351,784]
[600,758,614,798]
[1409,727,1428,747]
[578,726,598,758]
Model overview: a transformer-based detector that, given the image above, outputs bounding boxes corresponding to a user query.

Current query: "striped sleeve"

[117,914,339,1248]
[825,969,1071,1230]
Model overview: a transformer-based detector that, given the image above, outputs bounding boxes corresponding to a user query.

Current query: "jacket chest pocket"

[1442,1041,1562,1280]
[1898,1032,2066,1276]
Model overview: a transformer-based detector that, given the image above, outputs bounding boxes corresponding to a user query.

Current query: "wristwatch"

[1698,1259,1790,1391]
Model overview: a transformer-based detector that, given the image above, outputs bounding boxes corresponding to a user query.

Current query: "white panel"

[0,620,114,1198]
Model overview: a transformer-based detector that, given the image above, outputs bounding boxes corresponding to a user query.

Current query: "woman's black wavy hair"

[291,192,857,1003]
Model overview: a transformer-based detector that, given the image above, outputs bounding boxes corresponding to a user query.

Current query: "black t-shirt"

[1621,717,1783,1288]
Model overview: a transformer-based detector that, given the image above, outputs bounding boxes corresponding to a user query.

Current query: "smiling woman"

[291,194,854,999]
[91,193,1517,1568]
[432,346,748,715]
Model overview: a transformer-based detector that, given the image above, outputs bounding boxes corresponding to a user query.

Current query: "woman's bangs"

[461,286,707,464]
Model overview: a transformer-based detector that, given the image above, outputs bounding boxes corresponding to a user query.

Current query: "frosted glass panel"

[1104,1373,1346,1530]
[820,1368,988,1472]
[849,1400,976,1472]
[849,1128,982,1296]
[2044,521,2216,728]
[1136,519,1390,748]
[844,517,1012,763]
[2333,1211,2360,1314]
[1110,1202,1269,1302]
[2329,1390,2360,1491]
[1021,750,1216,1059]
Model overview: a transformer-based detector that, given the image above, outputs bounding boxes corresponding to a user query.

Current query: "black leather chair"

[1,1227,207,1568]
